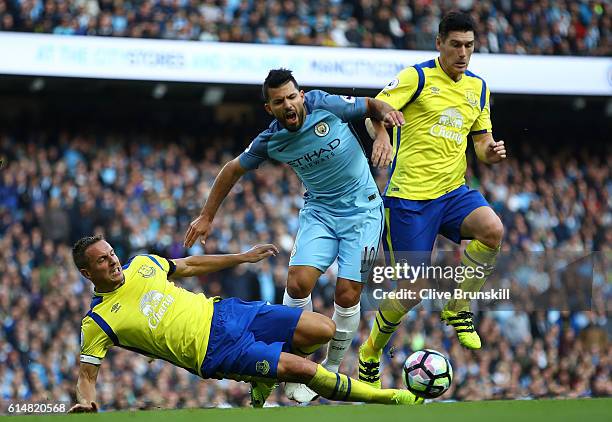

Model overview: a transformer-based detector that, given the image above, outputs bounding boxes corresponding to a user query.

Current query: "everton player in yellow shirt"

[69,235,422,412]
[360,12,507,387]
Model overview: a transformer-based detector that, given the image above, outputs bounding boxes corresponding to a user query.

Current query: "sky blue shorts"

[383,185,489,265]
[289,203,385,283]
[200,298,302,381]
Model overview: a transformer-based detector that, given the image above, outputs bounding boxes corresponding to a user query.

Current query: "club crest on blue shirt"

[465,90,479,108]
[340,95,356,103]
[138,265,156,278]
[314,121,330,137]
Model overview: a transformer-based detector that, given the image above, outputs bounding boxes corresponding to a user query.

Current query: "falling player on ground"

[68,235,423,412]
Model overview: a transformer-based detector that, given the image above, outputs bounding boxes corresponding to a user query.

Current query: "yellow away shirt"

[377,57,492,200]
[79,254,217,376]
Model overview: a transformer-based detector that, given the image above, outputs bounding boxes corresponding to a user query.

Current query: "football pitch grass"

[7,398,611,422]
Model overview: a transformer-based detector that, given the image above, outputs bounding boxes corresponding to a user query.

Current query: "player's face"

[81,240,123,287]
[436,31,475,81]
[265,81,306,131]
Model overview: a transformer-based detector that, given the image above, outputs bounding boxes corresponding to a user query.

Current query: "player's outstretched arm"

[68,363,100,413]
[473,132,506,164]
[184,157,248,248]
[171,244,279,277]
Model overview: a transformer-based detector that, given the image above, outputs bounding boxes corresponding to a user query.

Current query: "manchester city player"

[184,68,403,402]
[69,235,422,412]
[360,12,507,388]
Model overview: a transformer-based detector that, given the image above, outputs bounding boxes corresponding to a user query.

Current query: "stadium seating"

[0,0,608,55]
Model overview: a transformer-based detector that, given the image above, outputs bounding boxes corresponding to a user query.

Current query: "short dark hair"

[262,68,299,101]
[73,235,104,270]
[438,12,475,40]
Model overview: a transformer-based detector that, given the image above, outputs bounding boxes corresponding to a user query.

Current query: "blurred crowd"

[0,127,610,410]
[0,0,609,55]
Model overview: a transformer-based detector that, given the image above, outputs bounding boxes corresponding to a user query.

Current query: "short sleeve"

[305,90,367,122]
[80,316,113,366]
[375,67,420,111]
[470,86,492,135]
[238,131,271,170]
[137,254,173,275]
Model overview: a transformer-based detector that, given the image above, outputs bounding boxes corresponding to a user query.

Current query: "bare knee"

[478,216,504,249]
[321,315,336,340]
[294,312,335,346]
[277,353,318,383]
[287,266,317,298]
[334,279,363,308]
[312,313,335,343]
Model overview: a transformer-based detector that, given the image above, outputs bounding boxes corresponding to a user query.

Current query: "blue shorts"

[289,203,384,282]
[200,298,302,381]
[383,185,489,265]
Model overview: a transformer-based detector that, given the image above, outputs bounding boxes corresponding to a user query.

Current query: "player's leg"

[321,278,362,373]
[249,304,336,356]
[276,353,423,405]
[229,305,420,406]
[284,207,337,313]
[283,207,338,402]
[323,204,381,375]
[283,265,320,312]
[359,198,440,387]
[439,186,504,349]
[247,307,335,406]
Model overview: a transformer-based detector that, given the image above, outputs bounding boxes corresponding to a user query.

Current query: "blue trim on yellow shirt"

[409,66,425,105]
[86,310,199,375]
[90,295,103,309]
[87,311,119,345]
[144,255,164,270]
[166,258,176,277]
[465,70,487,111]
[122,256,135,270]
[418,59,436,68]
[383,126,401,195]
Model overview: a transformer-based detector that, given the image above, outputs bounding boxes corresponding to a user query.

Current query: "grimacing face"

[80,240,123,286]
[436,30,475,81]
[264,81,306,131]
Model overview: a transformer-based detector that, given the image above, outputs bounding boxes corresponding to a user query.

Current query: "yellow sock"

[307,364,397,404]
[364,297,408,356]
[446,239,499,312]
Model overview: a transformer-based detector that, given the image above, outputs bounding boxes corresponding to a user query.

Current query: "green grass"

[7,398,611,422]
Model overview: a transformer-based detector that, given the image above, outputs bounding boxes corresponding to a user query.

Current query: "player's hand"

[68,401,98,413]
[371,136,394,169]
[184,214,213,248]
[382,110,405,128]
[241,244,279,263]
[487,140,506,163]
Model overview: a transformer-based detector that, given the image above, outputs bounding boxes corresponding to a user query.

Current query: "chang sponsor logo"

[139,290,175,329]
[429,107,464,144]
